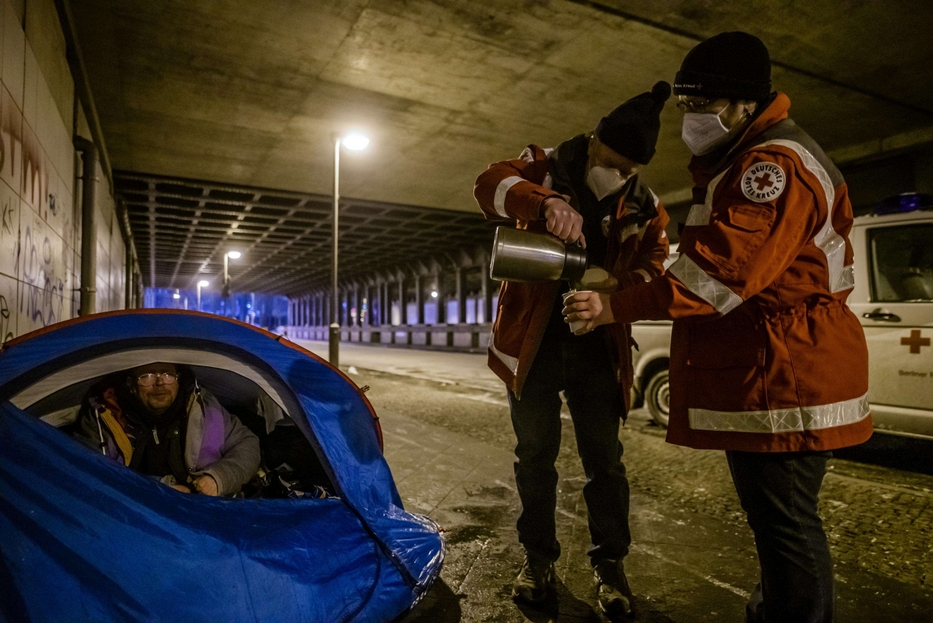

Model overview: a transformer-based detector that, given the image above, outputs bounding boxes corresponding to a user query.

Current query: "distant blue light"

[873,192,933,215]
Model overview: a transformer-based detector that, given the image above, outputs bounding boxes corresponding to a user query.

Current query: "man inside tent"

[75,362,260,496]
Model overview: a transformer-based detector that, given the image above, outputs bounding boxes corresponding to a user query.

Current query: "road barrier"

[283,323,492,352]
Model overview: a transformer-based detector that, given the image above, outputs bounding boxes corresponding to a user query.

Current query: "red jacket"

[474,137,670,407]
[609,94,872,452]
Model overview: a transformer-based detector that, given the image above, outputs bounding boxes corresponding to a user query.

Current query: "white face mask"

[681,109,735,156]
[586,165,629,201]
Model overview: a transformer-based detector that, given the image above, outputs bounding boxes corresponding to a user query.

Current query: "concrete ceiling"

[70,0,933,212]
[114,171,495,296]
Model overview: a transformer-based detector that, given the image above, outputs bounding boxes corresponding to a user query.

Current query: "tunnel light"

[198,280,209,288]
[342,132,370,151]
[431,291,438,298]
[226,251,241,259]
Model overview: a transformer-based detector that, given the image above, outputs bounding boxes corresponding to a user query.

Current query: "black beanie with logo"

[594,81,672,165]
[673,31,772,101]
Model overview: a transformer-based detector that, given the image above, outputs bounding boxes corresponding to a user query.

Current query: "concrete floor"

[298,341,933,623]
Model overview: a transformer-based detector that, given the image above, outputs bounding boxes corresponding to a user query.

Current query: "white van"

[631,197,933,439]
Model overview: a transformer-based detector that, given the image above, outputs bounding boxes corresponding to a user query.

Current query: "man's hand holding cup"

[562,290,615,335]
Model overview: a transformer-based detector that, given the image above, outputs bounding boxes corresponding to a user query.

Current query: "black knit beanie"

[594,81,671,165]
[673,31,771,101]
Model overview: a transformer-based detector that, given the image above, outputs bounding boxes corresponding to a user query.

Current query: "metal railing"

[284,323,492,352]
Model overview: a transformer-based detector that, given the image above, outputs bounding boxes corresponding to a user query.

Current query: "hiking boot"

[511,555,555,604]
[594,558,634,619]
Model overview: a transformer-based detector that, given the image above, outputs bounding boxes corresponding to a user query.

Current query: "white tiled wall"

[0,0,125,342]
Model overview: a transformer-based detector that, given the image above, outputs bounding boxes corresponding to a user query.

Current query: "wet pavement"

[299,341,933,623]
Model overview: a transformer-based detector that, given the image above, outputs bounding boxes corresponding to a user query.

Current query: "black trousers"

[508,327,630,565]
[727,450,834,623]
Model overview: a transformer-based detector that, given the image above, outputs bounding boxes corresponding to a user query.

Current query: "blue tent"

[0,310,443,622]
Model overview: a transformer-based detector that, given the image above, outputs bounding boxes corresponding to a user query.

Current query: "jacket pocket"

[686,309,766,368]
[693,204,775,279]
[685,310,767,411]
[727,204,774,232]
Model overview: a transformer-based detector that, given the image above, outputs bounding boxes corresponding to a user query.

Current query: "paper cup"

[562,290,592,334]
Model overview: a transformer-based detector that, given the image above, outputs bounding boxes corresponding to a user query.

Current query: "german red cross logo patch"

[741,162,786,203]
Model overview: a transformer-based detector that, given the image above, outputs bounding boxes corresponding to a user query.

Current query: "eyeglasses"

[136,372,179,387]
[676,96,726,114]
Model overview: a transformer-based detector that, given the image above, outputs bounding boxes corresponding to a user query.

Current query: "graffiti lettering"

[0,293,11,343]
[1,197,12,234]
[20,226,65,327]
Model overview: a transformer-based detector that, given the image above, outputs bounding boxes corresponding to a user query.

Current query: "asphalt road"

[298,340,933,623]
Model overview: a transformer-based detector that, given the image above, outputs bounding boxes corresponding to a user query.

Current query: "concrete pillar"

[343,288,350,326]
[435,274,446,325]
[382,281,390,325]
[455,267,466,325]
[414,275,424,324]
[398,277,405,326]
[384,281,392,325]
[481,261,493,324]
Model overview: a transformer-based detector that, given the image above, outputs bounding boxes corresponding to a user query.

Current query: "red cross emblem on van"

[901,330,931,354]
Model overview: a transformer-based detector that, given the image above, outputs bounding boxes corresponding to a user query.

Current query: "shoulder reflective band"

[494,176,525,218]
[689,393,869,433]
[756,139,854,293]
[667,253,743,315]
[685,168,730,227]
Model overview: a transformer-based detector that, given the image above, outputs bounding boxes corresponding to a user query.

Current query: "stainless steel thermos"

[489,226,587,283]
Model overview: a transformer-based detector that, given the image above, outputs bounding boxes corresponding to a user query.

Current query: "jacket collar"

[688,92,790,185]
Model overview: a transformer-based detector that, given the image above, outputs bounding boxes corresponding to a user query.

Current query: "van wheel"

[645,368,670,428]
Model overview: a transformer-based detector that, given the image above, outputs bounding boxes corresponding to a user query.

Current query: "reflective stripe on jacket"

[474,139,670,406]
[609,93,872,452]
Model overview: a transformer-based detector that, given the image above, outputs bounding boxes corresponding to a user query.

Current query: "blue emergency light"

[872,192,933,215]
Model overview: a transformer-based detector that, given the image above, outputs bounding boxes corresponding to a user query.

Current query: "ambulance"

[631,193,933,439]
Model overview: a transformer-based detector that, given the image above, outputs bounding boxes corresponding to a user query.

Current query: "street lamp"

[223,251,241,316]
[197,280,209,312]
[330,131,369,366]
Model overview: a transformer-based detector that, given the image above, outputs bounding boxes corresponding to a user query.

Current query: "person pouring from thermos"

[473,82,672,618]
[564,32,871,623]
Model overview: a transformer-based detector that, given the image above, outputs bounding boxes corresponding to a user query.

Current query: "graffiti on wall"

[0,87,22,196]
[0,291,12,343]
[1,196,13,234]
[19,223,65,328]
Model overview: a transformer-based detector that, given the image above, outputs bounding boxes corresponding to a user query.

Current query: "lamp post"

[223,251,241,316]
[197,280,209,312]
[330,131,369,367]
